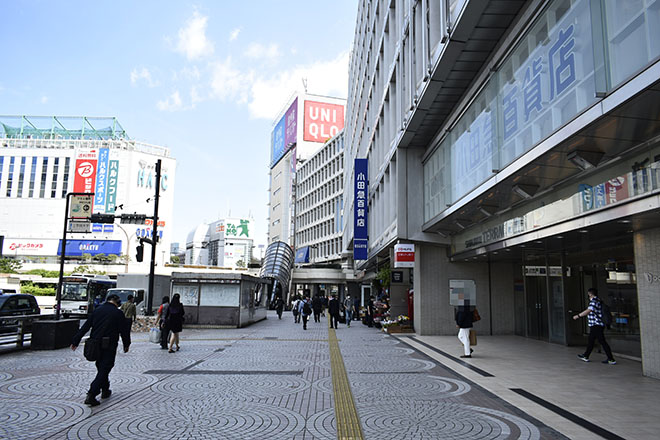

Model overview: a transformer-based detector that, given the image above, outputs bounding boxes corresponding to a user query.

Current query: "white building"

[268,93,346,247]
[0,116,176,270]
[294,131,345,265]
[185,218,254,269]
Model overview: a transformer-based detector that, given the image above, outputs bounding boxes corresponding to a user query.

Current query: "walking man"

[343,295,354,328]
[274,296,284,319]
[312,295,323,323]
[299,296,313,330]
[328,294,340,329]
[70,293,130,406]
[573,288,616,365]
[292,297,301,323]
[455,304,474,358]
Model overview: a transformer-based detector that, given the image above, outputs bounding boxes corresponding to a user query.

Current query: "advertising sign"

[225,219,251,238]
[284,98,298,148]
[394,243,415,268]
[57,239,122,256]
[354,158,368,260]
[270,114,287,169]
[73,150,98,194]
[2,239,59,256]
[295,246,310,264]
[105,160,119,213]
[303,100,345,142]
[93,148,109,213]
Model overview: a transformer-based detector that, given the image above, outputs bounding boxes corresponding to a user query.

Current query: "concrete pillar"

[413,243,515,336]
[633,229,660,379]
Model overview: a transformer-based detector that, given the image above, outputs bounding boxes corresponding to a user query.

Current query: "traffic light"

[136,243,144,262]
[121,213,147,224]
[89,213,115,224]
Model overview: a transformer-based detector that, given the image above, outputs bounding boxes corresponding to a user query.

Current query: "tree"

[171,255,180,264]
[71,265,106,275]
[373,266,391,293]
[235,260,246,268]
[0,258,22,274]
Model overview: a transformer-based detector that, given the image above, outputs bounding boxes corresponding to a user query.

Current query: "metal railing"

[0,314,54,349]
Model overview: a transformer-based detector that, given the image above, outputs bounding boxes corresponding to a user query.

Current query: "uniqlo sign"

[303,100,345,142]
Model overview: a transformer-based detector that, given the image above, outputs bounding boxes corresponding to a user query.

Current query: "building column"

[633,229,660,379]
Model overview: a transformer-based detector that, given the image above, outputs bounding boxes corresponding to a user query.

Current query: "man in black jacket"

[71,293,130,406]
[328,294,340,329]
[312,295,323,323]
[455,305,474,358]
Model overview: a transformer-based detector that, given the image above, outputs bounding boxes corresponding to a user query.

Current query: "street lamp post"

[116,223,131,273]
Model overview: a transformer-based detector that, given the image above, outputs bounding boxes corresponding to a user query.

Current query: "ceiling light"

[512,184,539,199]
[578,229,588,233]
[567,150,604,170]
[478,205,498,217]
[454,219,471,230]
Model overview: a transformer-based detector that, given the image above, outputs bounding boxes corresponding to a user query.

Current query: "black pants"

[313,310,321,322]
[584,325,614,360]
[330,313,340,329]
[89,347,117,396]
[160,323,170,348]
[293,312,300,323]
[302,315,309,329]
[276,308,283,319]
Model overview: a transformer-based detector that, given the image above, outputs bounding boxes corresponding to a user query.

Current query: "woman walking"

[165,293,185,353]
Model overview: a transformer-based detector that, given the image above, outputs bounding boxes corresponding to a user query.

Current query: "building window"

[6,157,15,197]
[17,157,26,198]
[28,157,37,198]
[61,157,70,198]
[0,156,4,191]
[51,158,59,198]
[39,157,48,198]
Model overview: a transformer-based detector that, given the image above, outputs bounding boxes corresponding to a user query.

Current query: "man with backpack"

[291,297,301,323]
[298,296,313,330]
[573,288,616,365]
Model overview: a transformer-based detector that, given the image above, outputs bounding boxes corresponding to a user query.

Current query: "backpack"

[302,301,312,315]
[600,300,613,329]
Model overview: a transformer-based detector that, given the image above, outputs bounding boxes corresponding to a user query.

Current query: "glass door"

[524,250,549,340]
[547,252,566,344]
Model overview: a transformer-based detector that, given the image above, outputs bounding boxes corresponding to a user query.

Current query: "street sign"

[68,220,91,233]
[69,194,94,219]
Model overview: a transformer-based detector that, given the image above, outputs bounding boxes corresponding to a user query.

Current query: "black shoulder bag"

[84,338,101,361]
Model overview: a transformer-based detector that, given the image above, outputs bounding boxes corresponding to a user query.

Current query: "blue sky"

[1,1,357,247]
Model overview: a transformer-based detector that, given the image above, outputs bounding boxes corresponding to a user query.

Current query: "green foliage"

[0,258,22,274]
[236,260,246,268]
[373,266,391,291]
[70,265,106,275]
[21,282,56,296]
[24,269,61,278]
[170,255,180,264]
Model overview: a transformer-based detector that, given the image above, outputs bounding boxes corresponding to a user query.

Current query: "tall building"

[185,218,254,269]
[294,131,345,265]
[268,93,346,246]
[0,116,176,269]
[345,0,660,378]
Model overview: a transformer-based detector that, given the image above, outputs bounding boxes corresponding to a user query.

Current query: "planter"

[384,323,414,334]
[31,319,80,350]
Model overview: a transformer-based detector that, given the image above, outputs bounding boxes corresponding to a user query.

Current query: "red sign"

[303,100,345,142]
[605,176,628,205]
[394,243,415,268]
[74,159,97,193]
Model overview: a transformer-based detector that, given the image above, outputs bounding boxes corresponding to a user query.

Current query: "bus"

[59,275,116,317]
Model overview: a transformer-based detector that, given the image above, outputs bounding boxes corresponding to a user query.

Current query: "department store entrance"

[522,251,565,343]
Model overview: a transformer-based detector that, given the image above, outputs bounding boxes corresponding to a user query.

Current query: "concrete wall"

[413,243,516,336]
[633,229,660,379]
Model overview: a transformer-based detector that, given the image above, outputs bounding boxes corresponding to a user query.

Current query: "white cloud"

[245,43,280,60]
[40,96,49,104]
[175,10,214,60]
[248,51,349,120]
[131,67,159,87]
[210,57,251,104]
[229,28,241,42]
[157,90,184,111]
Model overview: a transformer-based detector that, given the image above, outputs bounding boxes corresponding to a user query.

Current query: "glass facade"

[424,0,660,223]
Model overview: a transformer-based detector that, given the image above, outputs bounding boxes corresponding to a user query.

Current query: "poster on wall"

[173,284,199,306]
[73,150,98,194]
[303,100,345,142]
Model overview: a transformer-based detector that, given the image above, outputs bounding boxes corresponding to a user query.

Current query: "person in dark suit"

[328,294,340,329]
[312,295,323,323]
[71,293,130,406]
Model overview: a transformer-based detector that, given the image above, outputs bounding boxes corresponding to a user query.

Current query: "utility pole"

[146,159,161,315]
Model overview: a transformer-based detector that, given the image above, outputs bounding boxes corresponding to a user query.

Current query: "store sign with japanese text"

[354,158,368,260]
[93,148,109,213]
[73,149,98,194]
[105,160,119,213]
[3,239,59,256]
[394,243,415,268]
[303,100,344,142]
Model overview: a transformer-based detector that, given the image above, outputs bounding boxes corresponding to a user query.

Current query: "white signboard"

[2,239,59,256]
[68,220,91,233]
[200,284,240,307]
[394,243,415,268]
[173,284,199,306]
[69,194,94,219]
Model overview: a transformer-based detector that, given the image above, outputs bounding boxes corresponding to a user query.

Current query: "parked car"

[0,294,41,334]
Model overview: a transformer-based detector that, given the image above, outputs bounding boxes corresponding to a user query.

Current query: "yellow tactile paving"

[328,320,364,440]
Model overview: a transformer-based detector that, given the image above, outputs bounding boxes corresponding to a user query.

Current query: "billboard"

[354,158,368,260]
[57,239,122,256]
[93,148,109,213]
[303,100,344,142]
[73,149,98,194]
[270,99,298,169]
[2,239,59,256]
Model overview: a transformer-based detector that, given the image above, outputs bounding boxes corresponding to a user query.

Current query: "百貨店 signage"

[354,159,368,260]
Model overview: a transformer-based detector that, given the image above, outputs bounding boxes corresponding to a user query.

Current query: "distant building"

[0,115,176,269]
[267,93,346,247]
[185,218,254,269]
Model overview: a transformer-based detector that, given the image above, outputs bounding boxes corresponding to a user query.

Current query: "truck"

[116,274,171,314]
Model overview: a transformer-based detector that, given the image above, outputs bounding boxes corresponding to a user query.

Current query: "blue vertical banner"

[354,158,368,260]
[93,148,109,213]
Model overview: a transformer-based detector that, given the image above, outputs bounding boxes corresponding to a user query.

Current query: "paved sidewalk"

[0,312,567,439]
[398,334,660,440]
